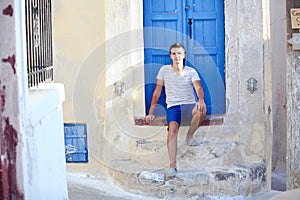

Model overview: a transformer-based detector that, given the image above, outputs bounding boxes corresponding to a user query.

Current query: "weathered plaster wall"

[224,0,269,162]
[270,0,287,172]
[262,0,273,188]
[52,0,107,174]
[104,0,150,169]
[0,1,27,199]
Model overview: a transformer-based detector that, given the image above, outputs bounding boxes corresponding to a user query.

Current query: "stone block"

[176,171,209,185]
[212,171,236,181]
[138,171,165,186]
[235,163,266,182]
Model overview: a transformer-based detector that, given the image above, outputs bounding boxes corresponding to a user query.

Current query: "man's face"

[170,47,186,65]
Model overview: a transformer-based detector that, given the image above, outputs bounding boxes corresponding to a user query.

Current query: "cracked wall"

[0,1,25,199]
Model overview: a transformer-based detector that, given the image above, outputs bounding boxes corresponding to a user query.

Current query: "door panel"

[187,0,225,113]
[144,0,225,115]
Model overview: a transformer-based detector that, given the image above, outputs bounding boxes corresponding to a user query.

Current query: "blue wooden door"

[144,0,225,114]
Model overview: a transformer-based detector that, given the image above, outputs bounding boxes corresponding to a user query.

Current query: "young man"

[145,42,207,178]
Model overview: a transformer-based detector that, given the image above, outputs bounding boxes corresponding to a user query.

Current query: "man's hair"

[169,42,186,53]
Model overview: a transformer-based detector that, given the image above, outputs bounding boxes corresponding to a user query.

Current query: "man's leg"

[185,106,206,141]
[167,121,179,168]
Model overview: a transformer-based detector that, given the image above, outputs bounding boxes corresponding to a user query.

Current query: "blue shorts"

[166,103,196,126]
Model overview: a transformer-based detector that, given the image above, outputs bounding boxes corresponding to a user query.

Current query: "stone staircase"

[107,123,267,199]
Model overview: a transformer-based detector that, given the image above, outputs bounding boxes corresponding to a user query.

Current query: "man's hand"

[145,114,155,124]
[193,99,206,114]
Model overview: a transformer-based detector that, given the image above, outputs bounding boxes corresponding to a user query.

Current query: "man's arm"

[193,80,206,113]
[145,79,163,123]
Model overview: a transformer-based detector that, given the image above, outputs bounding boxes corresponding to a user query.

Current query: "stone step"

[108,159,267,199]
[107,122,234,165]
[132,124,235,150]
[133,138,243,169]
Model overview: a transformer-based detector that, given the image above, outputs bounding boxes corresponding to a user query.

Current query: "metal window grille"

[25,0,53,88]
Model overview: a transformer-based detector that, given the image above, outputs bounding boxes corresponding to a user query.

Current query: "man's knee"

[168,122,179,136]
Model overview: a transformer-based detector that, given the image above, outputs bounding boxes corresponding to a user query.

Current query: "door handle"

[188,18,193,39]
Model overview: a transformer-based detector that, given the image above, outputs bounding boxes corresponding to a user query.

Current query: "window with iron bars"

[25,0,53,88]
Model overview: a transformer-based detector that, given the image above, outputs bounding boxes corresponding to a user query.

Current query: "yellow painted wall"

[53,0,107,174]
[52,0,147,175]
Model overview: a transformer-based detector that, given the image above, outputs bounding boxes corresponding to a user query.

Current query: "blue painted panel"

[203,20,217,46]
[194,0,215,12]
[152,0,177,13]
[192,19,216,47]
[152,0,163,12]
[64,123,88,163]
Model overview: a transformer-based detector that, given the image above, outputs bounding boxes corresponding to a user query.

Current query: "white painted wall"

[25,84,68,200]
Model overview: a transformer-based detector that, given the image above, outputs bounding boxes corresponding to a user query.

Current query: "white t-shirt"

[157,65,200,108]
